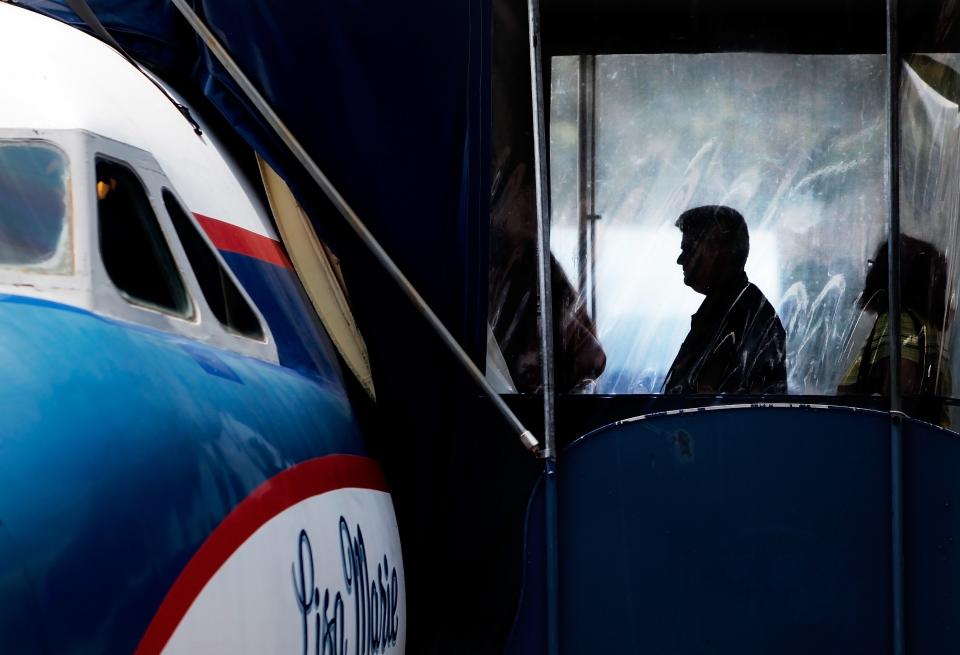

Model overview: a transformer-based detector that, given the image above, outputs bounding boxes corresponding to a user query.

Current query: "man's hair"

[675,205,750,271]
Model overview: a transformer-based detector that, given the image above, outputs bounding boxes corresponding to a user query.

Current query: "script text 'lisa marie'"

[294,517,401,655]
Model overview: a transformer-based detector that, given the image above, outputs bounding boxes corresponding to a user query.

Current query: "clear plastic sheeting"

[549,53,887,394]
[898,55,960,419]
[488,30,608,394]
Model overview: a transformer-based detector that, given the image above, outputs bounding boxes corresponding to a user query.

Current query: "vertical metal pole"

[589,224,597,320]
[543,457,559,654]
[588,58,599,322]
[526,0,555,464]
[577,55,597,313]
[885,0,905,652]
[527,0,559,653]
[887,0,903,415]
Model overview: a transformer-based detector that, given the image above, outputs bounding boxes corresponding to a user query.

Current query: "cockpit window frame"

[83,132,277,363]
[159,186,268,343]
[0,138,74,275]
[0,128,278,364]
[95,154,195,320]
[0,130,90,308]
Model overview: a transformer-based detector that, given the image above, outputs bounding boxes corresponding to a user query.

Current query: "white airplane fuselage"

[0,5,405,654]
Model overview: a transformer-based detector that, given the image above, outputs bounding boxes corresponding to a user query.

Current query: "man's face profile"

[677,229,722,295]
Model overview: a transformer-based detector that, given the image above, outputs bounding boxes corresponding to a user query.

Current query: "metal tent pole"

[577,54,598,317]
[885,0,905,651]
[526,0,559,653]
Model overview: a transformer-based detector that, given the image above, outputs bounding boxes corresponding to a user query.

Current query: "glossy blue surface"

[0,295,365,653]
[509,406,897,654]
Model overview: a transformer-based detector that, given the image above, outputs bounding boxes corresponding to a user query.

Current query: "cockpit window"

[0,142,71,272]
[162,189,264,340]
[96,158,192,317]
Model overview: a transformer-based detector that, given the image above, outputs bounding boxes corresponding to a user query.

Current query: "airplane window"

[162,189,264,340]
[544,53,887,395]
[0,142,71,272]
[96,159,192,317]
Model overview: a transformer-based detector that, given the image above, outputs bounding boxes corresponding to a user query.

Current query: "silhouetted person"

[663,205,787,394]
[838,235,952,426]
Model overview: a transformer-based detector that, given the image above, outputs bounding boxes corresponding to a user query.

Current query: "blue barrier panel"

[508,405,893,654]
[904,417,960,651]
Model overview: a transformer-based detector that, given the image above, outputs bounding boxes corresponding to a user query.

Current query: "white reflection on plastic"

[550,53,887,394]
[900,56,960,411]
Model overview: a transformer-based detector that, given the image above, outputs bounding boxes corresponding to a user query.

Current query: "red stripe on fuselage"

[133,454,388,655]
[194,213,293,269]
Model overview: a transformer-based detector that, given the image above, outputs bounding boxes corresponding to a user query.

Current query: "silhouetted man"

[663,205,787,394]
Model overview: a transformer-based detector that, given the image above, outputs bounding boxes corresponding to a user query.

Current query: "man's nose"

[677,250,687,265]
